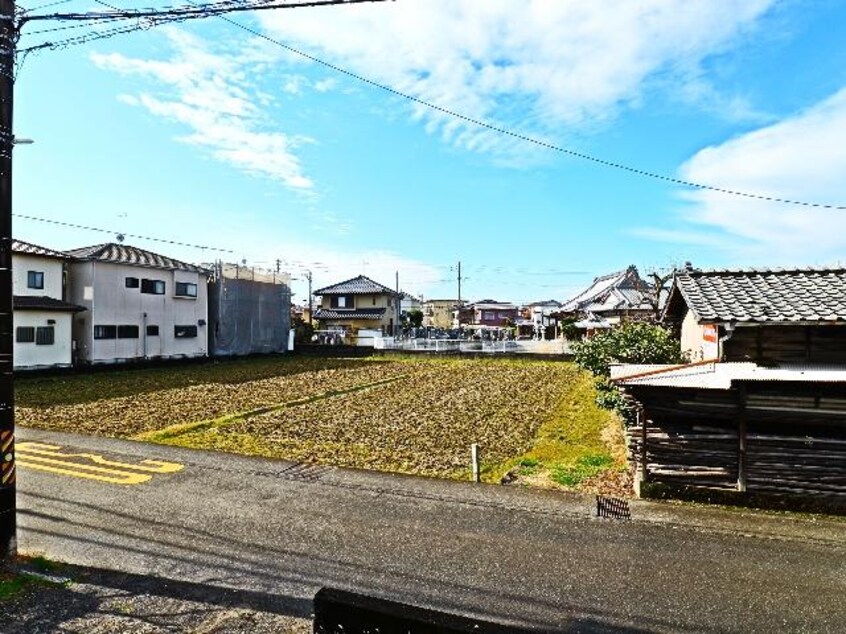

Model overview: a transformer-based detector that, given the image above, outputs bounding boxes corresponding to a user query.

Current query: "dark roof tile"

[314,275,397,296]
[66,243,210,274]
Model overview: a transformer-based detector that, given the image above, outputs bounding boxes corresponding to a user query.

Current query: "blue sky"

[13,0,846,304]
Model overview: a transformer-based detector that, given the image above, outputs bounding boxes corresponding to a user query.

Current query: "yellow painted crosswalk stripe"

[16,442,184,485]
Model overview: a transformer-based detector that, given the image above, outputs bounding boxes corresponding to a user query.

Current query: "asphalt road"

[13,427,846,633]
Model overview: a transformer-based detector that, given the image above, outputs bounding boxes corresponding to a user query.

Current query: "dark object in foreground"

[313,587,535,633]
[595,496,631,520]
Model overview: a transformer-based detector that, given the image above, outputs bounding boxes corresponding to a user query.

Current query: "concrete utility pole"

[305,269,313,325]
[0,0,16,563]
[395,270,399,336]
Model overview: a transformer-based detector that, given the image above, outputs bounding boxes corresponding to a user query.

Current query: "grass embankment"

[16,356,628,493]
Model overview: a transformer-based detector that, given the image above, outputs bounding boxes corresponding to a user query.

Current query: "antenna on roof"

[116,233,125,243]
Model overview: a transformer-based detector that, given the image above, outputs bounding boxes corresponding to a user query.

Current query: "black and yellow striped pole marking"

[0,431,13,487]
[15,442,183,485]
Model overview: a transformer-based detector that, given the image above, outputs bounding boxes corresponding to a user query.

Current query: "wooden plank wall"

[726,326,846,364]
[627,383,846,500]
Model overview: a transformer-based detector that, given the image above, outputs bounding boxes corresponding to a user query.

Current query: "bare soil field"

[16,356,628,492]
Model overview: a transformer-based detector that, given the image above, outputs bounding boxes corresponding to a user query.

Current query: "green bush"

[573,321,684,378]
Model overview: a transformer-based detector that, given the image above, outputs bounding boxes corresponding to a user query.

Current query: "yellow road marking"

[16,442,183,485]
[17,443,184,473]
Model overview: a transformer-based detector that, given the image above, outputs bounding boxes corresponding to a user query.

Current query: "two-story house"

[422,299,461,329]
[67,243,211,364]
[456,300,518,328]
[313,275,400,344]
[12,239,84,369]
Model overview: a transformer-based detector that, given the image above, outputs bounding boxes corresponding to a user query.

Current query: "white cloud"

[646,86,846,264]
[259,0,776,157]
[91,29,313,190]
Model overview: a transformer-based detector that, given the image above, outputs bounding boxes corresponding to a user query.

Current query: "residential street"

[13,427,846,633]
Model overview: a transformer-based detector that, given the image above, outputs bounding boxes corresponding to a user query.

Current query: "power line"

[13,212,236,252]
[201,11,846,211]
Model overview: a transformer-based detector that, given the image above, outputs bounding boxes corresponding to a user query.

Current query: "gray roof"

[12,239,73,260]
[314,275,398,296]
[670,267,846,324]
[611,362,846,389]
[562,266,649,313]
[313,308,387,320]
[14,295,86,312]
[67,243,210,274]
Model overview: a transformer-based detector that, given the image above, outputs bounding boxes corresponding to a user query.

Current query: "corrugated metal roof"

[14,295,86,312]
[12,239,73,260]
[67,243,210,274]
[314,275,398,296]
[673,267,846,324]
[611,362,846,389]
[313,308,387,320]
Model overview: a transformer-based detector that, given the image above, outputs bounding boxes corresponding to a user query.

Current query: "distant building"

[456,300,519,328]
[561,266,653,328]
[313,275,401,344]
[422,299,461,329]
[67,243,210,364]
[207,262,291,356]
[12,240,84,369]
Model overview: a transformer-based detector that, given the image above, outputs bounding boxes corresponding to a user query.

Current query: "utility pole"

[305,269,313,325]
[395,270,399,336]
[0,0,17,563]
[457,260,461,305]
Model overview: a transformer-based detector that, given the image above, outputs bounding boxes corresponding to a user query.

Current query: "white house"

[67,243,210,364]
[12,239,84,369]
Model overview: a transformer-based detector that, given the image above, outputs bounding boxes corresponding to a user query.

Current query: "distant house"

[561,266,653,328]
[313,275,400,344]
[422,299,461,329]
[207,262,291,356]
[12,240,84,369]
[457,300,518,328]
[613,266,846,508]
[67,243,211,364]
[520,300,563,338]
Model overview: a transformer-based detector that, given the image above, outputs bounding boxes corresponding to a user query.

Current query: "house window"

[141,279,166,295]
[146,325,159,336]
[36,326,55,346]
[117,325,139,339]
[175,282,198,298]
[174,325,198,338]
[125,277,140,289]
[16,327,35,343]
[330,295,354,309]
[27,271,44,290]
[94,325,117,340]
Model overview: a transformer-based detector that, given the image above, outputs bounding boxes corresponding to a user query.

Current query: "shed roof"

[667,267,846,324]
[67,243,210,274]
[611,362,846,389]
[314,275,398,296]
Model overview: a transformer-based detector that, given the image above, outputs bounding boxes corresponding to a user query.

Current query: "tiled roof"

[12,239,73,260]
[313,308,387,320]
[562,266,648,313]
[14,295,86,312]
[314,275,398,296]
[672,268,846,324]
[67,243,210,274]
[611,362,846,389]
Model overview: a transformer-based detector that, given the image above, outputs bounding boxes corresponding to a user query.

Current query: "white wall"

[69,261,209,363]
[14,311,73,368]
[680,308,710,361]
[13,254,63,299]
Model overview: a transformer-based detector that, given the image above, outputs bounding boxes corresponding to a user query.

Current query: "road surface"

[14,427,846,633]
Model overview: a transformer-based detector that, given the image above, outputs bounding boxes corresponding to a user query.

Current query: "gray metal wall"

[208,277,290,356]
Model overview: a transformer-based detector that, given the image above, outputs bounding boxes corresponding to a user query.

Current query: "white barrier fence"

[373,338,573,355]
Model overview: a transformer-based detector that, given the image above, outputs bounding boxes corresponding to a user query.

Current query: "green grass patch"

[550,454,615,487]
[485,368,626,488]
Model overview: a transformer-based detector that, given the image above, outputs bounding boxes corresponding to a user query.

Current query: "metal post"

[470,443,480,483]
[737,385,747,493]
[0,0,17,562]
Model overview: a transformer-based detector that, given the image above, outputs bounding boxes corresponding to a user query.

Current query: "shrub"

[573,321,684,378]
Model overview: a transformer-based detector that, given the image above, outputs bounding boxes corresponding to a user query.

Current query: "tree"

[405,309,424,329]
[573,321,685,378]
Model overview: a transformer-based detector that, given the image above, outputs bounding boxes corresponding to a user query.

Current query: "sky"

[12,0,846,305]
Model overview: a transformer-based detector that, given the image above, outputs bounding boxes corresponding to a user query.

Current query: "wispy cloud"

[91,29,314,190]
[640,86,846,264]
[259,0,777,159]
